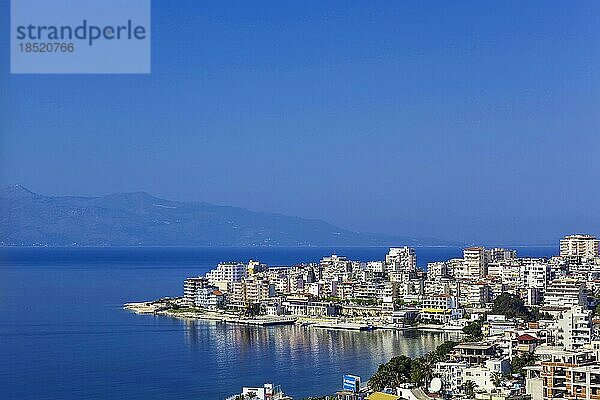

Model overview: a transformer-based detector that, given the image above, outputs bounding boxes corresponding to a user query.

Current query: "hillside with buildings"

[128,234,600,399]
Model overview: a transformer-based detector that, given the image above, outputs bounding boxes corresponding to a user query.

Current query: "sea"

[0,246,556,399]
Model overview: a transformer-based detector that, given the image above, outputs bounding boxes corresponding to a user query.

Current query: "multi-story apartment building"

[229,276,275,308]
[566,364,600,400]
[486,248,518,264]
[420,294,463,323]
[427,262,450,280]
[366,261,385,276]
[520,261,550,291]
[544,278,587,308]
[195,286,223,309]
[385,247,417,276]
[183,276,209,305]
[435,361,468,396]
[500,262,522,291]
[459,281,492,307]
[320,254,352,273]
[451,343,497,366]
[554,306,593,350]
[461,359,511,393]
[464,247,487,279]
[445,258,464,279]
[424,277,459,298]
[535,346,595,400]
[206,262,248,288]
[560,234,599,261]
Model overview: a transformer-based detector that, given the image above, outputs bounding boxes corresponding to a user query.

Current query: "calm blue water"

[0,246,555,399]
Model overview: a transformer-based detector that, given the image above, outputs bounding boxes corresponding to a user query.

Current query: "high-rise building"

[462,247,487,279]
[534,347,595,400]
[485,248,517,263]
[183,276,209,305]
[385,247,417,273]
[544,278,587,308]
[554,306,593,350]
[206,262,248,287]
[560,234,599,260]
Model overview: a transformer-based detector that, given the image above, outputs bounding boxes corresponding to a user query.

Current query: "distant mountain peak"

[2,184,36,199]
[0,186,457,247]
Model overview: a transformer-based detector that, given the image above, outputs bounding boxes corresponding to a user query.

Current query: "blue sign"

[343,374,360,392]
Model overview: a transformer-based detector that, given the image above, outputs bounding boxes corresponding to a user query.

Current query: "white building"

[457,247,487,280]
[195,287,223,309]
[420,294,463,323]
[435,361,468,396]
[386,247,417,275]
[183,276,209,305]
[486,248,517,263]
[520,261,550,291]
[465,247,487,277]
[553,305,593,350]
[560,234,599,261]
[206,262,248,288]
[366,261,385,275]
[427,262,449,280]
[459,281,492,308]
[461,364,502,393]
[567,364,600,400]
[544,278,587,308]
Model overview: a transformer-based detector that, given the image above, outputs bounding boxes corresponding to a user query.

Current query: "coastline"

[123,300,467,333]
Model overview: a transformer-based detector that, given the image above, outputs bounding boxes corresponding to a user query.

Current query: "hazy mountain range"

[0,185,457,247]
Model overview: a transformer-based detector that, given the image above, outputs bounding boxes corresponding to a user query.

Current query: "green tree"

[462,319,483,340]
[368,341,459,391]
[368,355,413,391]
[410,354,434,386]
[511,352,536,376]
[432,340,458,361]
[462,380,477,398]
[491,371,502,388]
[491,292,534,321]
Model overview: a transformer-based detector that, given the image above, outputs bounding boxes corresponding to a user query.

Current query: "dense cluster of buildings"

[181,234,600,399]
[184,234,599,322]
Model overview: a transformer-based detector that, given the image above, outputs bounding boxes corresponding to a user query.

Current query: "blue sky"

[1,1,599,244]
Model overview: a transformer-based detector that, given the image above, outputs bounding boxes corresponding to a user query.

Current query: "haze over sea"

[0,246,555,399]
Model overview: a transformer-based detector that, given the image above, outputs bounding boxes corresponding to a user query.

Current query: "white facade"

[560,234,599,260]
[421,294,463,323]
[195,286,223,309]
[183,276,208,305]
[435,361,467,396]
[463,247,487,279]
[544,278,586,308]
[206,262,248,287]
[386,247,417,274]
[554,305,593,350]
[520,262,550,290]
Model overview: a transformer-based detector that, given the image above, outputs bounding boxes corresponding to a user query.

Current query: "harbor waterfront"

[0,246,474,400]
[0,246,554,399]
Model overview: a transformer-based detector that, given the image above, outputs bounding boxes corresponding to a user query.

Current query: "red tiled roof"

[517,334,538,341]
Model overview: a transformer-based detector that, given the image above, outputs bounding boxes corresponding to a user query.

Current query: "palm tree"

[410,356,433,386]
[491,371,503,388]
[462,380,477,398]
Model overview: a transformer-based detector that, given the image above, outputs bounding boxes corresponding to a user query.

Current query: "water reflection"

[181,319,460,398]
